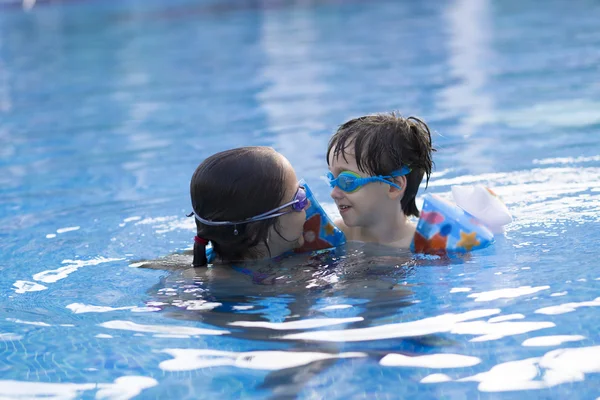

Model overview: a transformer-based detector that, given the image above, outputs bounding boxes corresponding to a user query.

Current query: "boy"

[326,112,435,248]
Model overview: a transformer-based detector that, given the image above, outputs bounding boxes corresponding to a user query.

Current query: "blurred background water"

[0,0,599,398]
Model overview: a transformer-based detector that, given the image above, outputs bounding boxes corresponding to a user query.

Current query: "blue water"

[1,0,600,398]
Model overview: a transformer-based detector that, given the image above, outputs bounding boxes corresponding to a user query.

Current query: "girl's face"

[269,155,309,253]
[328,150,394,228]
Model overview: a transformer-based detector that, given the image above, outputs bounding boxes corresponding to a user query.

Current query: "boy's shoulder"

[333,218,352,238]
[334,218,368,243]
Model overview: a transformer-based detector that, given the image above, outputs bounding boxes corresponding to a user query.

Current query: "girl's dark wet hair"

[190,147,288,267]
[326,112,436,217]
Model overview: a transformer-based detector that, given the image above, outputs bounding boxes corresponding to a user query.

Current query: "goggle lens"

[327,172,361,193]
[291,187,308,211]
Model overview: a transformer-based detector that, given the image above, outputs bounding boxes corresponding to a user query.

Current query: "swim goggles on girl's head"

[326,166,411,193]
[192,182,309,227]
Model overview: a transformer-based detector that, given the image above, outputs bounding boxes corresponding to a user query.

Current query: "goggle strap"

[192,186,305,227]
[193,208,294,226]
[251,199,298,220]
[373,176,403,190]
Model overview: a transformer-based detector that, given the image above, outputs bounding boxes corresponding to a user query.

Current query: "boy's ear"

[387,176,407,200]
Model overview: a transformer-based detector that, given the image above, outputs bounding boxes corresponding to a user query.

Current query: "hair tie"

[194,236,209,246]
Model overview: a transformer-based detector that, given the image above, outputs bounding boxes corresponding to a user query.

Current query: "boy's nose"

[330,186,345,200]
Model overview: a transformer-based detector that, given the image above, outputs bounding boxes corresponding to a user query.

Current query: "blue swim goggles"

[326,166,411,193]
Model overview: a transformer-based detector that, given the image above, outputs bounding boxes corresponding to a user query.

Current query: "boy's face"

[328,150,393,228]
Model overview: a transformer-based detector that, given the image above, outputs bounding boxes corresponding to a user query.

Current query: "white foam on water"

[33,257,124,283]
[67,303,136,314]
[539,345,600,375]
[0,376,157,399]
[450,288,472,293]
[172,300,222,311]
[6,318,51,327]
[12,280,47,294]
[95,334,113,339]
[46,233,56,239]
[159,349,234,370]
[535,303,579,315]
[522,335,586,347]
[468,286,550,302]
[0,333,23,341]
[123,216,142,222]
[158,348,366,372]
[533,155,600,165]
[99,320,229,336]
[453,320,555,342]
[134,215,195,234]
[420,373,452,383]
[34,265,81,284]
[56,226,80,234]
[535,297,600,315]
[380,353,481,368]
[130,307,161,313]
[487,314,525,323]
[0,381,98,399]
[429,166,600,226]
[67,304,159,314]
[229,317,363,330]
[153,334,192,339]
[232,305,254,310]
[146,302,166,306]
[550,291,568,297]
[319,304,353,311]
[282,309,500,342]
[457,357,544,391]
[95,376,158,400]
[432,168,454,179]
[454,345,600,392]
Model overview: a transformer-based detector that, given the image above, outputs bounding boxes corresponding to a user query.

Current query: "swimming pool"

[1,0,600,398]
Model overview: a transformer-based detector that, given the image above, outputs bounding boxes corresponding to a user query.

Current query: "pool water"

[1,0,600,398]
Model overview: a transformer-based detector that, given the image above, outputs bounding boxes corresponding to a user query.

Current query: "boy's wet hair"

[190,146,287,266]
[327,112,436,217]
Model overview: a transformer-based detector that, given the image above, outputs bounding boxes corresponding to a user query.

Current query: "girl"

[190,146,310,267]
